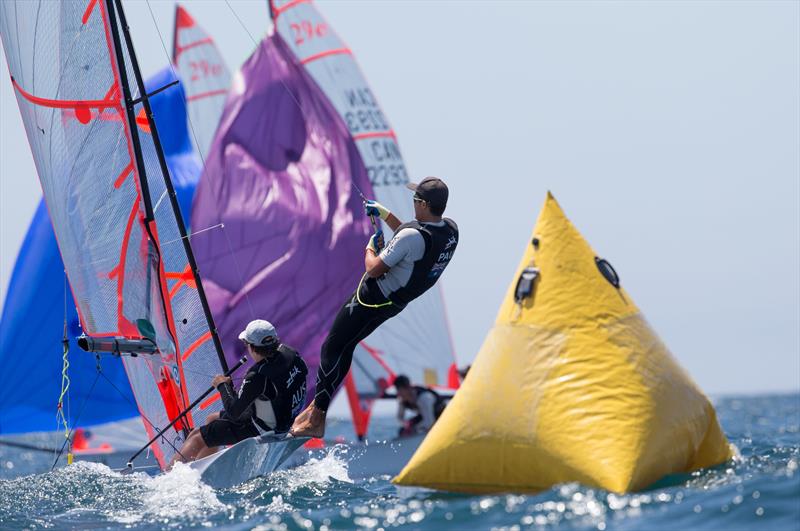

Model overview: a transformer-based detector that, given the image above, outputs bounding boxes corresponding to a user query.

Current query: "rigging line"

[50,371,99,471]
[95,369,187,461]
[159,223,224,246]
[223,0,304,113]
[144,0,256,319]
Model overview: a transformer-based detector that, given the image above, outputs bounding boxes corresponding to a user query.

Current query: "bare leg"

[168,429,208,469]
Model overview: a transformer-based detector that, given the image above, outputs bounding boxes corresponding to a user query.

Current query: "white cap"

[238,319,278,346]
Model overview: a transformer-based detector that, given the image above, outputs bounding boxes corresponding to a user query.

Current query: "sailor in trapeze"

[291,177,459,438]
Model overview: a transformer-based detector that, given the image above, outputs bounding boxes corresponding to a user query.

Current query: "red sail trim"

[147,220,193,418]
[186,88,227,102]
[113,162,134,189]
[157,367,188,431]
[300,47,352,65]
[447,363,460,389]
[359,341,395,379]
[353,130,396,141]
[271,0,311,18]
[108,193,142,338]
[173,37,213,60]
[167,265,196,299]
[175,4,196,29]
[344,372,370,439]
[11,77,120,112]
[181,332,212,363]
[199,393,220,410]
[345,342,395,438]
[81,0,99,25]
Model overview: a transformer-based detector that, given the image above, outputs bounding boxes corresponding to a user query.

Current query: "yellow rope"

[355,273,393,309]
[56,338,72,464]
[57,276,72,465]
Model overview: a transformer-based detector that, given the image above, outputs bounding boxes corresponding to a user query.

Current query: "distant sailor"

[291,177,459,438]
[170,320,307,465]
[394,374,448,437]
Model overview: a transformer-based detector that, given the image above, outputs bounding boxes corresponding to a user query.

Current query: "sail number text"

[290,20,329,46]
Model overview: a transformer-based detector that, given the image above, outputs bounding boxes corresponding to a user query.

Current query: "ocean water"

[0,393,797,530]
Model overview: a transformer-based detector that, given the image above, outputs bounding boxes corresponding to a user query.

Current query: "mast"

[106,0,229,372]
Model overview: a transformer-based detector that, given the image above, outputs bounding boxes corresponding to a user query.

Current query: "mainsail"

[190,32,373,393]
[0,4,220,434]
[269,0,460,436]
[172,4,231,161]
[0,0,225,467]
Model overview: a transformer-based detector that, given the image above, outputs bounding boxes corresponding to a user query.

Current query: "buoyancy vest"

[388,218,458,307]
[402,386,448,425]
[251,345,308,433]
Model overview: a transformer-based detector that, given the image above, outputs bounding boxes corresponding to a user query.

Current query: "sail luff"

[109,0,229,374]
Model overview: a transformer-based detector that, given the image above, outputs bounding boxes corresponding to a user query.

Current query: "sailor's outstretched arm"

[365,200,402,231]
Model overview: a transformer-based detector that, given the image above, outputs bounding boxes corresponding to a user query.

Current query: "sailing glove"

[364,200,390,221]
[366,230,385,254]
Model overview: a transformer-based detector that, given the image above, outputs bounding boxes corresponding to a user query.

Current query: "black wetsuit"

[314,219,459,411]
[200,345,307,447]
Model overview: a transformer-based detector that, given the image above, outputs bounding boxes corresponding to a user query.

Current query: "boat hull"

[189,434,308,489]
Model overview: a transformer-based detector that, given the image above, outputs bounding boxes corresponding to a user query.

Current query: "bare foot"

[293,401,315,426]
[290,405,326,438]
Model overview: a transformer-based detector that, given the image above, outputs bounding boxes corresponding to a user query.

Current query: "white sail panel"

[172,4,231,161]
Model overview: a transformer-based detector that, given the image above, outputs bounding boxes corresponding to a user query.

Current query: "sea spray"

[110,462,227,525]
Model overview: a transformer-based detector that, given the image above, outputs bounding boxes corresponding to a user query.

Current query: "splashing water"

[0,393,797,530]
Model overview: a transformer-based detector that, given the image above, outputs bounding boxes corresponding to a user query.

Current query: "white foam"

[272,447,352,495]
[110,462,227,524]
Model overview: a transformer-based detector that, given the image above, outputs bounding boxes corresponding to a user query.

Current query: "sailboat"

[0,0,303,484]
[0,3,231,466]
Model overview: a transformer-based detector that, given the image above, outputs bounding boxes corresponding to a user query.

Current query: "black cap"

[406,177,448,208]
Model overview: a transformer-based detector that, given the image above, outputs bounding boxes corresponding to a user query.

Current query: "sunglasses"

[413,195,427,204]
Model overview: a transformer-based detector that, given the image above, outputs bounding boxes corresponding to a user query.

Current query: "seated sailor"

[394,374,447,437]
[170,319,308,466]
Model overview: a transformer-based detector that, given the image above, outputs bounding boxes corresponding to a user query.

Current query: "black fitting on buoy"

[532,237,540,249]
[595,257,621,288]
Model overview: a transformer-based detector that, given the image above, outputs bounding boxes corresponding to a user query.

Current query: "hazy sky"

[1,1,798,396]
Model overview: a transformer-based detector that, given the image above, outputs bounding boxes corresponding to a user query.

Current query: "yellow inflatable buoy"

[394,192,733,494]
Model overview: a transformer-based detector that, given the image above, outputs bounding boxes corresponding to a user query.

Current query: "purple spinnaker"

[191,33,373,393]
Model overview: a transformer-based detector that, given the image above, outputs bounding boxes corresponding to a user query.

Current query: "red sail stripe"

[11,77,120,111]
[300,47,352,65]
[181,332,212,363]
[167,265,196,299]
[81,0,99,25]
[199,393,221,410]
[359,341,396,379]
[272,0,311,18]
[174,37,213,60]
[186,88,227,102]
[113,162,134,189]
[352,131,396,141]
[109,194,141,331]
